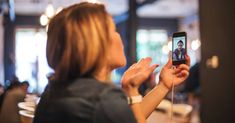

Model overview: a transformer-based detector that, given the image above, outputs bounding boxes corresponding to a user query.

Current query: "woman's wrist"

[158,81,170,92]
[127,95,143,105]
[124,88,140,97]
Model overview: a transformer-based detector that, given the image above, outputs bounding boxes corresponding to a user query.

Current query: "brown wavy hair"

[46,2,111,82]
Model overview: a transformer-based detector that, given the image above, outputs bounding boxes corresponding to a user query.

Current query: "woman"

[33,2,190,123]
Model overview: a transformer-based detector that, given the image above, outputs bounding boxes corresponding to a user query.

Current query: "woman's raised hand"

[159,55,190,89]
[121,57,158,96]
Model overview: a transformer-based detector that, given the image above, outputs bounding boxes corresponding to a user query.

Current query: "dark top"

[173,48,186,61]
[33,78,137,123]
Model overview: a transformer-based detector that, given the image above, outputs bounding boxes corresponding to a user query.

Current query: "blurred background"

[0,0,201,92]
[0,0,234,123]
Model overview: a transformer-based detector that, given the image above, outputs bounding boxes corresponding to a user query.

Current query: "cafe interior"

[0,0,234,123]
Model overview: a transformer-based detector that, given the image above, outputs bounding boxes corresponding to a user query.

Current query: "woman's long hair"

[46,2,111,82]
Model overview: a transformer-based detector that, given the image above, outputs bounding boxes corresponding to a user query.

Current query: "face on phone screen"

[172,36,186,64]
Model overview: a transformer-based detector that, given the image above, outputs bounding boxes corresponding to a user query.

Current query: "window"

[137,29,169,72]
[15,28,52,93]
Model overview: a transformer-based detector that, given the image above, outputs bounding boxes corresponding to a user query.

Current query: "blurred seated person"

[33,2,190,123]
[0,84,4,96]
[0,84,4,111]
[0,76,21,108]
[182,63,200,93]
[0,81,29,123]
[180,63,200,106]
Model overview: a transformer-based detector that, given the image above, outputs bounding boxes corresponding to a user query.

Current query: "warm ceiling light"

[45,4,55,18]
[56,7,63,14]
[40,14,49,26]
[87,0,100,3]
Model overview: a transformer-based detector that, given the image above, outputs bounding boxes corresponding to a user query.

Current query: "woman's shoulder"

[66,78,120,96]
[35,78,123,120]
[43,78,125,105]
[93,83,136,123]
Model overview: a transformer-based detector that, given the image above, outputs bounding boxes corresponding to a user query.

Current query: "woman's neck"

[94,66,112,82]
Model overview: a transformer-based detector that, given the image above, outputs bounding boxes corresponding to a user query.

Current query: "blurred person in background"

[180,62,200,106]
[0,84,4,95]
[0,75,20,111]
[182,63,200,94]
[0,84,4,111]
[33,2,190,123]
[0,81,29,123]
[6,75,20,90]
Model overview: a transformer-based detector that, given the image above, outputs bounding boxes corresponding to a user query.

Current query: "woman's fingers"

[165,58,172,69]
[136,57,152,70]
[173,68,182,74]
[129,63,137,69]
[181,70,189,77]
[176,70,189,78]
[185,55,191,66]
[145,64,159,75]
[122,67,141,82]
[178,64,190,71]
[131,64,158,86]
[173,64,189,75]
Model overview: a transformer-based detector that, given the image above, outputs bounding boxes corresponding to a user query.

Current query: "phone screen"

[172,32,187,65]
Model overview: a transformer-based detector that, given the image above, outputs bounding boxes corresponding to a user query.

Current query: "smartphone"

[172,32,187,65]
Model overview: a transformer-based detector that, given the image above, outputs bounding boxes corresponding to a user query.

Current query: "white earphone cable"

[170,66,176,123]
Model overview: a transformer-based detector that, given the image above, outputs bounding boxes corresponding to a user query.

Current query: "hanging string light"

[40,14,48,26]
[56,6,63,14]
[86,0,99,3]
[40,1,63,26]
[45,3,55,18]
[40,0,103,26]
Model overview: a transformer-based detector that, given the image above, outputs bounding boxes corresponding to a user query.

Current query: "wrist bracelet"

[127,95,143,105]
